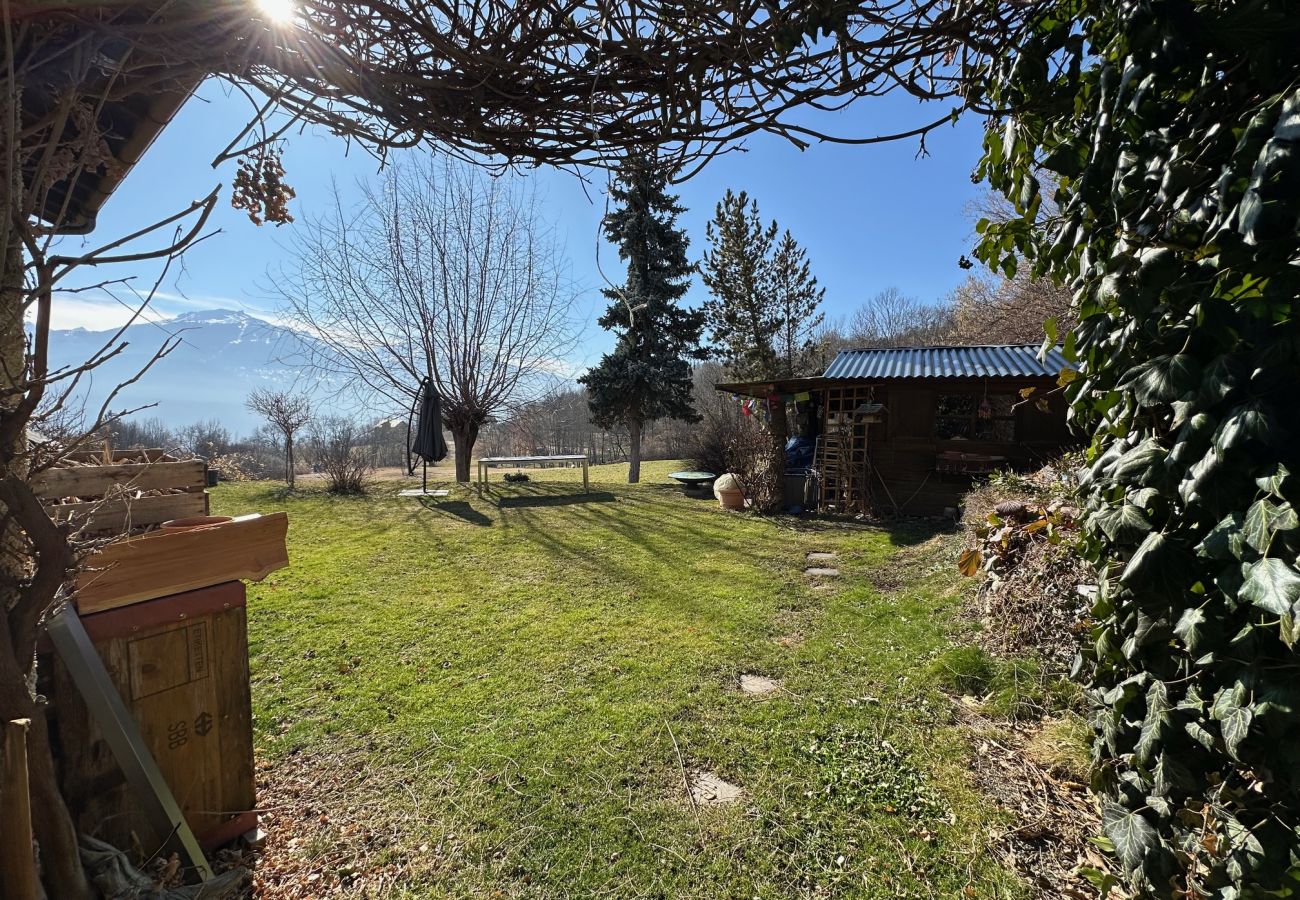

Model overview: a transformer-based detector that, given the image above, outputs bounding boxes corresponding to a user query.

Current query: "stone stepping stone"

[804,567,840,578]
[806,551,837,562]
[687,770,743,805]
[739,673,782,696]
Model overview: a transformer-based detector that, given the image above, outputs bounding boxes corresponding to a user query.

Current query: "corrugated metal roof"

[823,345,1071,380]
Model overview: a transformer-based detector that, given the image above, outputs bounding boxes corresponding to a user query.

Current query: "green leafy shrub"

[975,0,1300,894]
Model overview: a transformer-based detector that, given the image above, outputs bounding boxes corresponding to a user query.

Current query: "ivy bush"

[973,0,1300,895]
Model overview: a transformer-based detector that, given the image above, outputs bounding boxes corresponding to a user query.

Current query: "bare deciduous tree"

[245,388,311,487]
[945,271,1076,344]
[847,287,956,347]
[281,157,576,482]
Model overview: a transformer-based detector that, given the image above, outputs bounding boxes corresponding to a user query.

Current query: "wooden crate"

[34,449,208,534]
[40,582,256,853]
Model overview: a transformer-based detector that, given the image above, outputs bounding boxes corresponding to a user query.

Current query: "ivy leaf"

[1173,607,1207,653]
[1242,499,1299,553]
[1256,462,1293,500]
[1221,706,1254,761]
[1094,501,1152,543]
[1152,751,1194,797]
[1102,804,1159,873]
[1122,533,1188,596]
[1282,613,1300,649]
[1125,354,1202,406]
[1240,557,1300,616]
[1168,412,1215,467]
[1185,720,1216,750]
[1112,439,1165,485]
[1215,401,1279,452]
[1135,680,1170,765]
[1197,513,1245,561]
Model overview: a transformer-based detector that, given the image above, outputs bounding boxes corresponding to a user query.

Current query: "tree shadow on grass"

[774,513,953,547]
[497,491,617,509]
[418,498,494,527]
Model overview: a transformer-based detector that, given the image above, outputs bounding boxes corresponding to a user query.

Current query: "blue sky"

[52,79,988,374]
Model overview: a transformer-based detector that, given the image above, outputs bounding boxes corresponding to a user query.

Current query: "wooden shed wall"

[826,377,1076,516]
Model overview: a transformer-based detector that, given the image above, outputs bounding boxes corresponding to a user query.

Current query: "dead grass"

[960,709,1109,900]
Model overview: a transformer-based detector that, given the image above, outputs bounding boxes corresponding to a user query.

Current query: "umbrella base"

[398,489,450,497]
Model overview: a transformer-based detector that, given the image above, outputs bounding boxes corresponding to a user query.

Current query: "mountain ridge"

[45,308,341,434]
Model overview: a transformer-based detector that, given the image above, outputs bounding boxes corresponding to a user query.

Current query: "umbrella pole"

[423,459,428,493]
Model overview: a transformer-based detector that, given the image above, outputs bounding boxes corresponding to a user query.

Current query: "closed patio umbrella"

[407,377,448,491]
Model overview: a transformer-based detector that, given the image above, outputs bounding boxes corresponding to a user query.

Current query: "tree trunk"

[452,423,479,483]
[285,434,295,488]
[0,238,94,898]
[628,420,642,484]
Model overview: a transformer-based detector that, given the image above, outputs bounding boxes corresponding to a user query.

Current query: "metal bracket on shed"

[46,603,214,881]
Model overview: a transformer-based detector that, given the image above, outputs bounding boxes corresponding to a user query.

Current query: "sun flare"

[255,0,295,25]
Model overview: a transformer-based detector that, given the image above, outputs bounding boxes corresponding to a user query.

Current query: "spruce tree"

[580,155,705,484]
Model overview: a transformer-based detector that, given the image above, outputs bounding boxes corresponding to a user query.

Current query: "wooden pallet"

[35,450,208,534]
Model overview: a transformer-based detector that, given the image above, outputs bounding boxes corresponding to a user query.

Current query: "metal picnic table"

[476,454,590,492]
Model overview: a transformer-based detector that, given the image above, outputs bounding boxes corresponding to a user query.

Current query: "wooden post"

[1,718,39,900]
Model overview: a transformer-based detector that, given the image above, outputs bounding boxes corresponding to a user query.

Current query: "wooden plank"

[47,491,208,534]
[1,718,38,900]
[74,513,289,615]
[32,459,206,500]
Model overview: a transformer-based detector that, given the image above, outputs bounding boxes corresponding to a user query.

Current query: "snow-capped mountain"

[45,309,337,433]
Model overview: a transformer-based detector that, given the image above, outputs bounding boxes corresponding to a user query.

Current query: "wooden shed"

[717,344,1078,516]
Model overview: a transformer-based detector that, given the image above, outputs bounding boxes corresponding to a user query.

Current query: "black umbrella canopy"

[409,378,449,471]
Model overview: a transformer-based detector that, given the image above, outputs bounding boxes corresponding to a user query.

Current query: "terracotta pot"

[717,489,745,511]
[160,515,233,531]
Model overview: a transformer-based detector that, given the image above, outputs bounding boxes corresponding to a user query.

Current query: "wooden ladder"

[815,430,850,513]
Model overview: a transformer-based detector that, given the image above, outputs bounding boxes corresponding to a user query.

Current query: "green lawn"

[213,461,1025,898]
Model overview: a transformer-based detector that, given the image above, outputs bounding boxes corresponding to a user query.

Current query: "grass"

[213,460,1029,898]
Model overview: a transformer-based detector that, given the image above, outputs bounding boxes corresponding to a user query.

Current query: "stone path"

[804,550,839,578]
[677,548,844,810]
[687,770,744,805]
[739,673,782,696]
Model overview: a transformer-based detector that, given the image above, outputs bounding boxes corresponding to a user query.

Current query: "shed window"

[934,393,1017,442]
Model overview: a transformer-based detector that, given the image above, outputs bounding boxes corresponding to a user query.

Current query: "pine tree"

[700,192,825,380]
[579,155,705,483]
[770,230,825,378]
[699,190,779,380]
[700,192,826,511]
